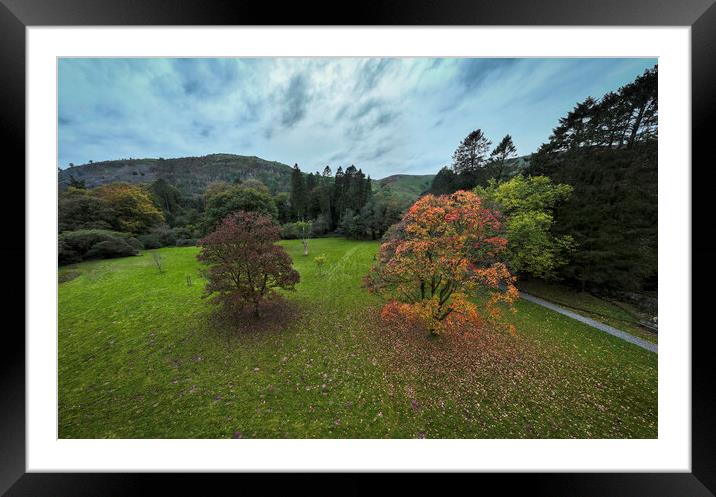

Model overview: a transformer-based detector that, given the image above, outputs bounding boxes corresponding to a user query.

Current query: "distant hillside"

[58,153,441,205]
[58,154,295,195]
[374,174,435,202]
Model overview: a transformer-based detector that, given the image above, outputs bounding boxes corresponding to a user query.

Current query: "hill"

[59,154,435,205]
[374,174,435,203]
[58,154,295,196]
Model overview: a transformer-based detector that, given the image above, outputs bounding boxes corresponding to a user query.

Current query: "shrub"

[137,233,162,249]
[85,239,138,260]
[281,222,299,239]
[126,237,144,251]
[58,239,81,265]
[155,225,177,246]
[176,238,198,247]
[314,254,327,274]
[59,229,138,264]
[138,225,177,248]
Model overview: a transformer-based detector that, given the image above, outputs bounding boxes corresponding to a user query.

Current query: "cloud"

[58,57,657,179]
[280,74,310,127]
[458,58,518,91]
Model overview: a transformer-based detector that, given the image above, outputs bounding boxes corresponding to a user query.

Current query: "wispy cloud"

[58,57,656,179]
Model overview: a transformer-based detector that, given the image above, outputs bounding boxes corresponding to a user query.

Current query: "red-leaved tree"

[197,211,300,318]
[365,190,518,335]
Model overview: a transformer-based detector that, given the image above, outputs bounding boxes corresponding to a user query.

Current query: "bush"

[138,226,177,249]
[126,237,144,251]
[281,223,299,239]
[58,239,81,265]
[137,233,162,249]
[85,239,138,260]
[176,238,198,247]
[154,226,177,246]
[172,225,199,239]
[58,229,141,265]
[60,229,131,254]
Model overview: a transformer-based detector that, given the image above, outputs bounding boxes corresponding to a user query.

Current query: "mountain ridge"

[58,153,438,198]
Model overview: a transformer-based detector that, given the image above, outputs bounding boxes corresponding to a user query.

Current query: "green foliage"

[58,187,116,232]
[452,128,491,175]
[290,164,308,219]
[85,239,138,260]
[126,237,144,251]
[203,184,278,233]
[137,225,177,249]
[526,66,658,292]
[475,175,574,279]
[59,229,139,264]
[176,238,198,247]
[429,130,528,195]
[539,144,657,291]
[488,135,518,183]
[92,183,165,234]
[149,178,183,225]
[313,253,327,274]
[240,178,269,193]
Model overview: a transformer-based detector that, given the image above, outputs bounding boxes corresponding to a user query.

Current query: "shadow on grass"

[205,296,302,341]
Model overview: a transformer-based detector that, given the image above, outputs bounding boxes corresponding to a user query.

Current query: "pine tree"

[489,135,517,183]
[452,129,492,175]
[290,163,307,220]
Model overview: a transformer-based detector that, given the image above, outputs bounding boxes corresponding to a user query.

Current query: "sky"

[58,57,656,179]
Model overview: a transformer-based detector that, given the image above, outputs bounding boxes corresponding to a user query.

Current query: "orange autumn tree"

[365,190,518,335]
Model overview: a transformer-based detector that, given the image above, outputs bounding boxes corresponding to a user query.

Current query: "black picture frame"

[2,0,714,495]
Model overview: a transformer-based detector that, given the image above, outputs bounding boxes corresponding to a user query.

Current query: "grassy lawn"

[517,279,658,344]
[58,239,657,438]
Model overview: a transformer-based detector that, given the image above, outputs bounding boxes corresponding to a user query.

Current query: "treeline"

[427,64,658,294]
[429,132,521,194]
[285,163,405,240]
[431,66,658,293]
[527,65,657,293]
[58,161,409,264]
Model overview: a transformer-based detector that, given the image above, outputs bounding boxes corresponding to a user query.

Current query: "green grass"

[517,279,658,344]
[58,239,657,439]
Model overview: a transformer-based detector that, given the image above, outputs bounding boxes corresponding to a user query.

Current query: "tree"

[204,180,232,200]
[67,174,85,189]
[475,175,574,279]
[295,220,312,256]
[527,65,658,292]
[241,178,269,193]
[149,178,183,225]
[452,129,492,175]
[488,135,517,183]
[290,163,307,220]
[92,183,164,234]
[203,185,278,233]
[197,211,300,318]
[365,191,518,335]
[429,166,458,195]
[58,187,116,232]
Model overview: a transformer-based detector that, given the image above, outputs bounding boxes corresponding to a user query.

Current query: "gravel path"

[520,292,658,354]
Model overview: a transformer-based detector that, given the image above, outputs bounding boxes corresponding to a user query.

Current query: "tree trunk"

[302,240,308,256]
[253,299,261,318]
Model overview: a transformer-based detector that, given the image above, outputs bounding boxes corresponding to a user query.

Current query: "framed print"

[3,0,715,495]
